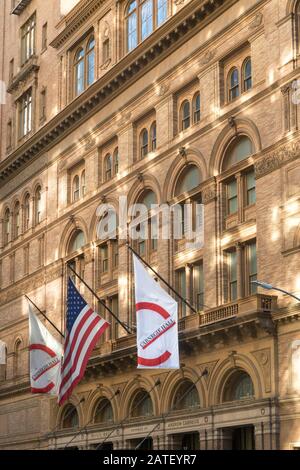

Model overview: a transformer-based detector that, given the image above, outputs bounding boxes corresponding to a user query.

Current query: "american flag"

[58,278,109,405]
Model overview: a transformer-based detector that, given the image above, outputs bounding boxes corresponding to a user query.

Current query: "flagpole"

[25,295,64,338]
[67,263,133,335]
[127,243,199,314]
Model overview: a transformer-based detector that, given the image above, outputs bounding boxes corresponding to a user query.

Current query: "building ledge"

[11,0,32,15]
[7,56,39,94]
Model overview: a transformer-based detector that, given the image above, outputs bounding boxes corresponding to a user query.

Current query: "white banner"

[0,340,6,365]
[133,255,179,369]
[29,304,62,395]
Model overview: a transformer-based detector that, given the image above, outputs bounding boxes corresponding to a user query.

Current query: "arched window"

[74,48,85,96]
[173,380,200,410]
[35,186,42,225]
[228,67,239,101]
[105,154,112,181]
[223,370,254,402]
[61,405,79,429]
[94,399,114,424]
[181,100,191,131]
[141,0,153,41]
[13,202,20,239]
[131,389,153,417]
[87,36,95,86]
[24,193,31,231]
[223,136,253,170]
[157,0,168,26]
[73,175,80,202]
[193,92,200,123]
[68,230,86,255]
[134,190,158,256]
[150,122,156,151]
[14,339,22,377]
[175,165,201,196]
[139,189,157,210]
[4,208,10,245]
[81,170,86,197]
[126,1,138,52]
[140,129,149,158]
[243,57,252,92]
[113,148,119,175]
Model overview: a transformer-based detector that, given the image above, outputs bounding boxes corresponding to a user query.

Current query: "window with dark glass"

[246,170,256,206]
[100,243,109,273]
[14,202,20,239]
[181,100,191,131]
[193,263,204,311]
[193,93,200,123]
[131,390,153,417]
[73,175,80,202]
[24,193,30,231]
[150,121,156,151]
[223,371,254,402]
[4,209,10,245]
[227,179,238,215]
[61,405,79,429]
[35,186,42,225]
[94,399,113,424]
[248,241,257,294]
[243,58,252,92]
[228,250,237,301]
[174,381,200,410]
[176,268,186,317]
[81,170,86,197]
[228,68,239,101]
[140,129,149,158]
[21,14,36,65]
[19,89,32,138]
[114,148,119,175]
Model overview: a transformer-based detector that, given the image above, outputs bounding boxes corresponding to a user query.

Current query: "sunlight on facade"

[281,50,293,67]
[285,201,299,215]
[286,216,300,230]
[60,0,80,16]
[268,68,275,85]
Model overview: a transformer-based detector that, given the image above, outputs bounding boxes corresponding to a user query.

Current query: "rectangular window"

[40,88,46,122]
[9,58,14,82]
[228,250,237,301]
[7,120,12,149]
[42,22,47,51]
[100,244,108,273]
[112,240,118,268]
[248,241,257,294]
[176,268,186,317]
[141,0,153,41]
[111,295,119,339]
[150,217,158,251]
[18,89,32,138]
[246,171,256,206]
[21,14,36,65]
[227,179,238,215]
[193,263,204,311]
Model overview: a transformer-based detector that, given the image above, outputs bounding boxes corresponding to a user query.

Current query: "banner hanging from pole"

[133,254,179,369]
[28,304,62,395]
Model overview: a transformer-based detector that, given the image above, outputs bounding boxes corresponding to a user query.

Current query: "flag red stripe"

[29,344,57,358]
[60,316,102,391]
[59,321,108,405]
[136,302,170,320]
[138,351,171,367]
[61,308,94,372]
[31,382,55,394]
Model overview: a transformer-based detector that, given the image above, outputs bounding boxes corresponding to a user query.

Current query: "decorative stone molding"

[117,111,132,128]
[197,360,218,385]
[248,12,264,31]
[156,84,170,97]
[199,49,216,66]
[7,56,40,95]
[251,348,271,393]
[255,140,300,179]
[202,180,217,204]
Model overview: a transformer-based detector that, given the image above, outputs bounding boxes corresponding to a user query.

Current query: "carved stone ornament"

[248,12,264,31]
[252,348,271,392]
[156,84,170,97]
[174,0,185,5]
[202,182,217,204]
[101,58,112,70]
[199,50,216,66]
[255,140,300,179]
[197,360,219,385]
[118,111,132,127]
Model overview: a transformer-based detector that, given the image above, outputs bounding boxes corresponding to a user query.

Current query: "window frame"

[21,13,36,65]
[228,67,240,102]
[73,34,96,97]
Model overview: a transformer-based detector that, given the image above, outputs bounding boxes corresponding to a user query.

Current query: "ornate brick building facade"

[0,0,300,450]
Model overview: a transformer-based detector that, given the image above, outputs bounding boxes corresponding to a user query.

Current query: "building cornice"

[0,0,232,184]
[51,0,107,49]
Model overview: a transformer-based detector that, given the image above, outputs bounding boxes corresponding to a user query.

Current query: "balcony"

[11,0,32,15]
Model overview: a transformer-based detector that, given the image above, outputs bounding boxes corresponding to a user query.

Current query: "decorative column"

[235,242,243,299]
[202,178,217,308]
